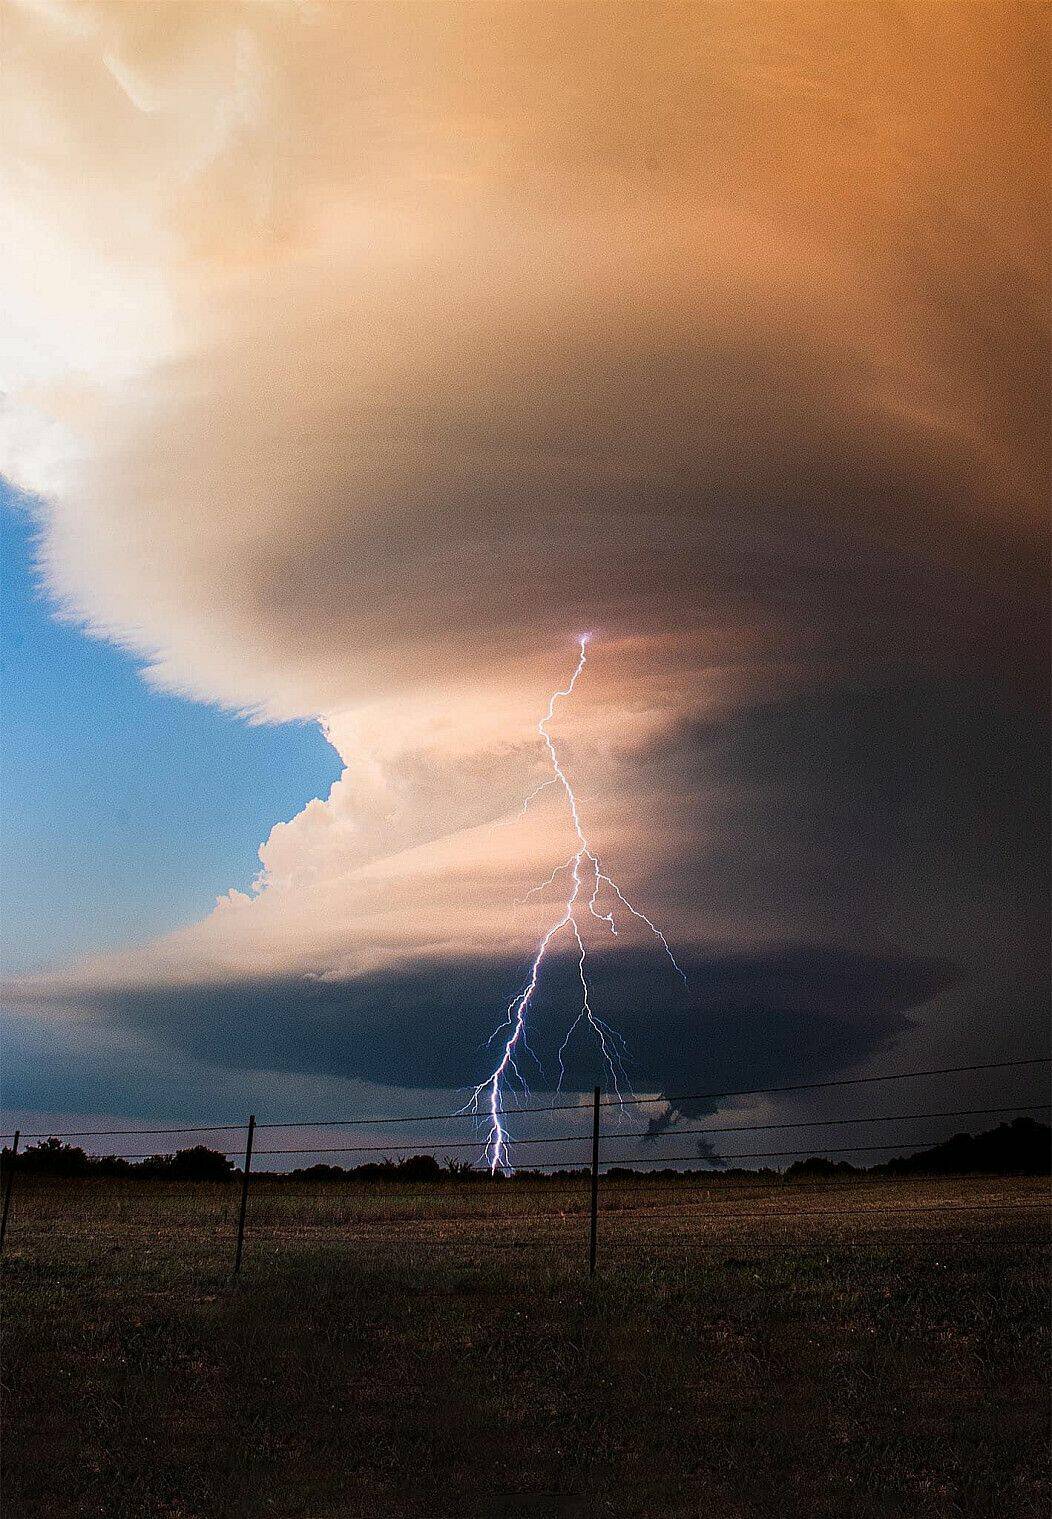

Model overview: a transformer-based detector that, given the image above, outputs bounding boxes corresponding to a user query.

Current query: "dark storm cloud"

[39,945,950,1112]
[662,671,1051,917]
[637,669,1051,1081]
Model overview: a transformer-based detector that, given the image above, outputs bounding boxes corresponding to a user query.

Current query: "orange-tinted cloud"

[1,3,1046,1100]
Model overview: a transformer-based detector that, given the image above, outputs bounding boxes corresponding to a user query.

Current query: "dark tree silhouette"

[137,1146,236,1181]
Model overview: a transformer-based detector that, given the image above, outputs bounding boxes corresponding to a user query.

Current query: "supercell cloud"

[1,2,1047,1119]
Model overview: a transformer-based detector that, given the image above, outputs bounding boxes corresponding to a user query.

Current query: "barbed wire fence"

[1,1056,1048,1275]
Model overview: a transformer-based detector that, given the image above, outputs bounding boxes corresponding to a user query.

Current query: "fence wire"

[2,1055,1047,1275]
[3,1055,1048,1142]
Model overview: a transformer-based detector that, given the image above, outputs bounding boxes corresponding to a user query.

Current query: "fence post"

[1,1130,20,1254]
[589,1087,600,1275]
[232,1115,255,1277]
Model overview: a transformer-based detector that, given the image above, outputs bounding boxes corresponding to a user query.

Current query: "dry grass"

[2,1174,1049,1519]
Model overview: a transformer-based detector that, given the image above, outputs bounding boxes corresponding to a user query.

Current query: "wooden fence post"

[232,1115,255,1276]
[1,1130,20,1254]
[589,1087,600,1275]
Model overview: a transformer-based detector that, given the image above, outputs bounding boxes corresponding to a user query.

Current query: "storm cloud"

[10,944,948,1104]
[1,2,1046,1124]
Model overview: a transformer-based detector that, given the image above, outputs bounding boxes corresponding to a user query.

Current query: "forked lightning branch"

[465,637,687,1173]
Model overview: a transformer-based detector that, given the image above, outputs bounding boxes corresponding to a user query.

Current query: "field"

[2,1173,1048,1519]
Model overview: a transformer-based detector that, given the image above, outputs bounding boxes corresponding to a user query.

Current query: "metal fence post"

[589,1087,600,1275]
[1,1130,20,1254]
[232,1115,255,1276]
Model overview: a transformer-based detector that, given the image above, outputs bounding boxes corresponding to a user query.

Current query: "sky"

[1,489,341,974]
[0,1,1048,1166]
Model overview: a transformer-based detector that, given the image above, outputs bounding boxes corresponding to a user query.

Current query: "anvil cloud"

[1,2,1047,1120]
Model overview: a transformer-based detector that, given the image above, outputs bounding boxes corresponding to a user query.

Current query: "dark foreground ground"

[2,1174,1048,1519]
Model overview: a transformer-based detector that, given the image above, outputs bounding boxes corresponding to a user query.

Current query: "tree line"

[1,1117,1047,1181]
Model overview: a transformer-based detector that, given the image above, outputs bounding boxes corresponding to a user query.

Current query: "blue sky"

[0,488,341,975]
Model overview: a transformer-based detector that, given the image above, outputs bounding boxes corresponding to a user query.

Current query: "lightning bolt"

[466,636,686,1173]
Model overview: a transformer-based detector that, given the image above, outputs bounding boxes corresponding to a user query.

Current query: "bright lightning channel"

[466,635,686,1173]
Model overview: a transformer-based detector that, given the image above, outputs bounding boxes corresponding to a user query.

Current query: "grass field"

[2,1173,1048,1519]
